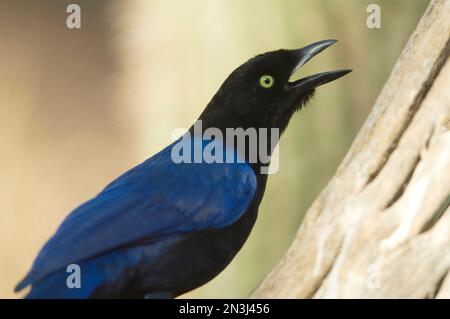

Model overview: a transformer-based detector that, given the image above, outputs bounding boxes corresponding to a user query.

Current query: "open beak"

[286,39,352,91]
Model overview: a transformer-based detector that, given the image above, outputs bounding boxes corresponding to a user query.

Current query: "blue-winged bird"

[16,40,350,298]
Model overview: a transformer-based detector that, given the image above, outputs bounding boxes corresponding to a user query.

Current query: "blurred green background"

[0,0,428,298]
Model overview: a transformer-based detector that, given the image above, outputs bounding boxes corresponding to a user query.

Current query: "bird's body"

[16,40,350,298]
[18,139,264,298]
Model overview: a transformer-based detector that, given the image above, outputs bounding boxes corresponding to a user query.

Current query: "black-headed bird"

[16,40,350,298]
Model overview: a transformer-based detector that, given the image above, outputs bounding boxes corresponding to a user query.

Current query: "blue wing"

[16,137,257,291]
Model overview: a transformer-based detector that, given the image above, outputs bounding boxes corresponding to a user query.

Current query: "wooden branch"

[251,0,450,298]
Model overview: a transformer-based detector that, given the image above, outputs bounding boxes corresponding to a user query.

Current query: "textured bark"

[251,0,450,299]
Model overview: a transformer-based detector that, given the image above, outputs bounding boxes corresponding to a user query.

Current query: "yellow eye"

[259,75,274,88]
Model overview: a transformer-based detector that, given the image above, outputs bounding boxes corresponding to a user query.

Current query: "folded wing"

[16,138,257,291]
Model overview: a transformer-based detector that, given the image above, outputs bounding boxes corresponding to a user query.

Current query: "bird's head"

[199,40,351,134]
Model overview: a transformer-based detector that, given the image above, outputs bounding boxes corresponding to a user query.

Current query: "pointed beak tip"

[315,39,338,49]
[328,69,353,82]
[342,69,353,76]
[325,39,338,45]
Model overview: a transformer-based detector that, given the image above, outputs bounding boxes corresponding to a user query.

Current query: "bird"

[15,39,351,298]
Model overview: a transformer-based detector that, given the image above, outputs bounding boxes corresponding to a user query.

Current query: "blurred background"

[0,0,428,298]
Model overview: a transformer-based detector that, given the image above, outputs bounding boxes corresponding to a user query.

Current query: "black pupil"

[264,78,270,84]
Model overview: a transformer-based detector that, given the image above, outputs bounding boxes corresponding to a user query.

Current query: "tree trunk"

[251,0,450,299]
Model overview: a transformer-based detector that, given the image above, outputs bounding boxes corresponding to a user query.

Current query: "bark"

[251,0,450,299]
